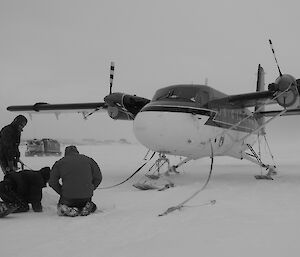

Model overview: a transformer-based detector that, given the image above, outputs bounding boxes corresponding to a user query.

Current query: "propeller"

[267,40,299,108]
[80,61,115,119]
[109,61,115,94]
[268,39,297,92]
[269,39,282,77]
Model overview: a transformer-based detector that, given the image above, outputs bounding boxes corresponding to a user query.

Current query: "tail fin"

[256,64,265,94]
[255,64,266,135]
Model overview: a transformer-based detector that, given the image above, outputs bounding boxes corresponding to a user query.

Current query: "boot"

[57,204,80,217]
[0,202,18,217]
[13,203,29,213]
[80,201,97,216]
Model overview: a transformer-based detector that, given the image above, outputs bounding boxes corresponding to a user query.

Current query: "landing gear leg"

[133,154,192,190]
[243,145,277,180]
[144,153,171,179]
[165,157,192,175]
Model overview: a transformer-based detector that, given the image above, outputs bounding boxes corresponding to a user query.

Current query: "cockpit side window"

[195,91,209,106]
[153,87,198,102]
[152,85,211,106]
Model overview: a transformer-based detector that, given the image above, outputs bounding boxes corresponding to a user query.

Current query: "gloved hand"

[7,161,17,173]
[17,159,24,170]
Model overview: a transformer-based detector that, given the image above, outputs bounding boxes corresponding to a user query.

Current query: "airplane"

[7,40,300,188]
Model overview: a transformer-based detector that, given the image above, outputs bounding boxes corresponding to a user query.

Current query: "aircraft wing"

[208,91,275,109]
[7,92,150,121]
[257,108,300,117]
[6,102,107,115]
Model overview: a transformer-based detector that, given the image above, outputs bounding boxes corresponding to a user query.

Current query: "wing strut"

[207,84,290,177]
[82,107,102,120]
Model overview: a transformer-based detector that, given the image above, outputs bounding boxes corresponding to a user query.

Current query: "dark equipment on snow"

[25,138,62,157]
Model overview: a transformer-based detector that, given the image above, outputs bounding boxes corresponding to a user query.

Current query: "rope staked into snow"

[158,140,215,217]
[99,152,156,189]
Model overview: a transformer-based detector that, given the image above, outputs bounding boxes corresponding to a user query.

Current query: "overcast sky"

[0,0,300,149]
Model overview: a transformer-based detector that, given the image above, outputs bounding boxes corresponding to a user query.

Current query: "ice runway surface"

[0,143,299,257]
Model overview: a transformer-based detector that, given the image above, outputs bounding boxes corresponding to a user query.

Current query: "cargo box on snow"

[25,138,62,156]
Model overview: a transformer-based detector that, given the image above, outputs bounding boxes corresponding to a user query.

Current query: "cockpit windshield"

[152,85,210,106]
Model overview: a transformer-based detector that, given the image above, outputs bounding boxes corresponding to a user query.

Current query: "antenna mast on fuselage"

[205,78,208,86]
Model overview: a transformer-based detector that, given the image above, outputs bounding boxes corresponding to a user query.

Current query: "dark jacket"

[4,168,50,206]
[49,148,102,199]
[0,123,21,161]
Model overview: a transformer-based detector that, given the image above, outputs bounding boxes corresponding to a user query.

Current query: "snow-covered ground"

[1,143,300,257]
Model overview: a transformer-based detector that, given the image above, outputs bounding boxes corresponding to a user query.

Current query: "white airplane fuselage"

[133,102,258,160]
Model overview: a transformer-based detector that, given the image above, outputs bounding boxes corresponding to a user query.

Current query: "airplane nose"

[133,109,209,157]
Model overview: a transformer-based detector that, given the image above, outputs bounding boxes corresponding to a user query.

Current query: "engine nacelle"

[107,105,134,120]
[268,74,300,108]
[104,92,150,120]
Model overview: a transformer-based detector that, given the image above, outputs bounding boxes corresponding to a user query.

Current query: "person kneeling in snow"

[49,145,102,217]
[0,167,50,215]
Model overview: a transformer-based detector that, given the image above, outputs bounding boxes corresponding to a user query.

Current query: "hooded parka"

[0,115,27,173]
[49,146,102,199]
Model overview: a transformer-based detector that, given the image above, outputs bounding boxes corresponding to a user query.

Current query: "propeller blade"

[269,39,283,77]
[110,61,115,94]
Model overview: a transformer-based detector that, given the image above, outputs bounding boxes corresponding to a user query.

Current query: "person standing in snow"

[0,115,27,175]
[49,145,102,217]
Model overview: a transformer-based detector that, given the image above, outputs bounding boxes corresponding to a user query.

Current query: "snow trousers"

[57,196,97,217]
